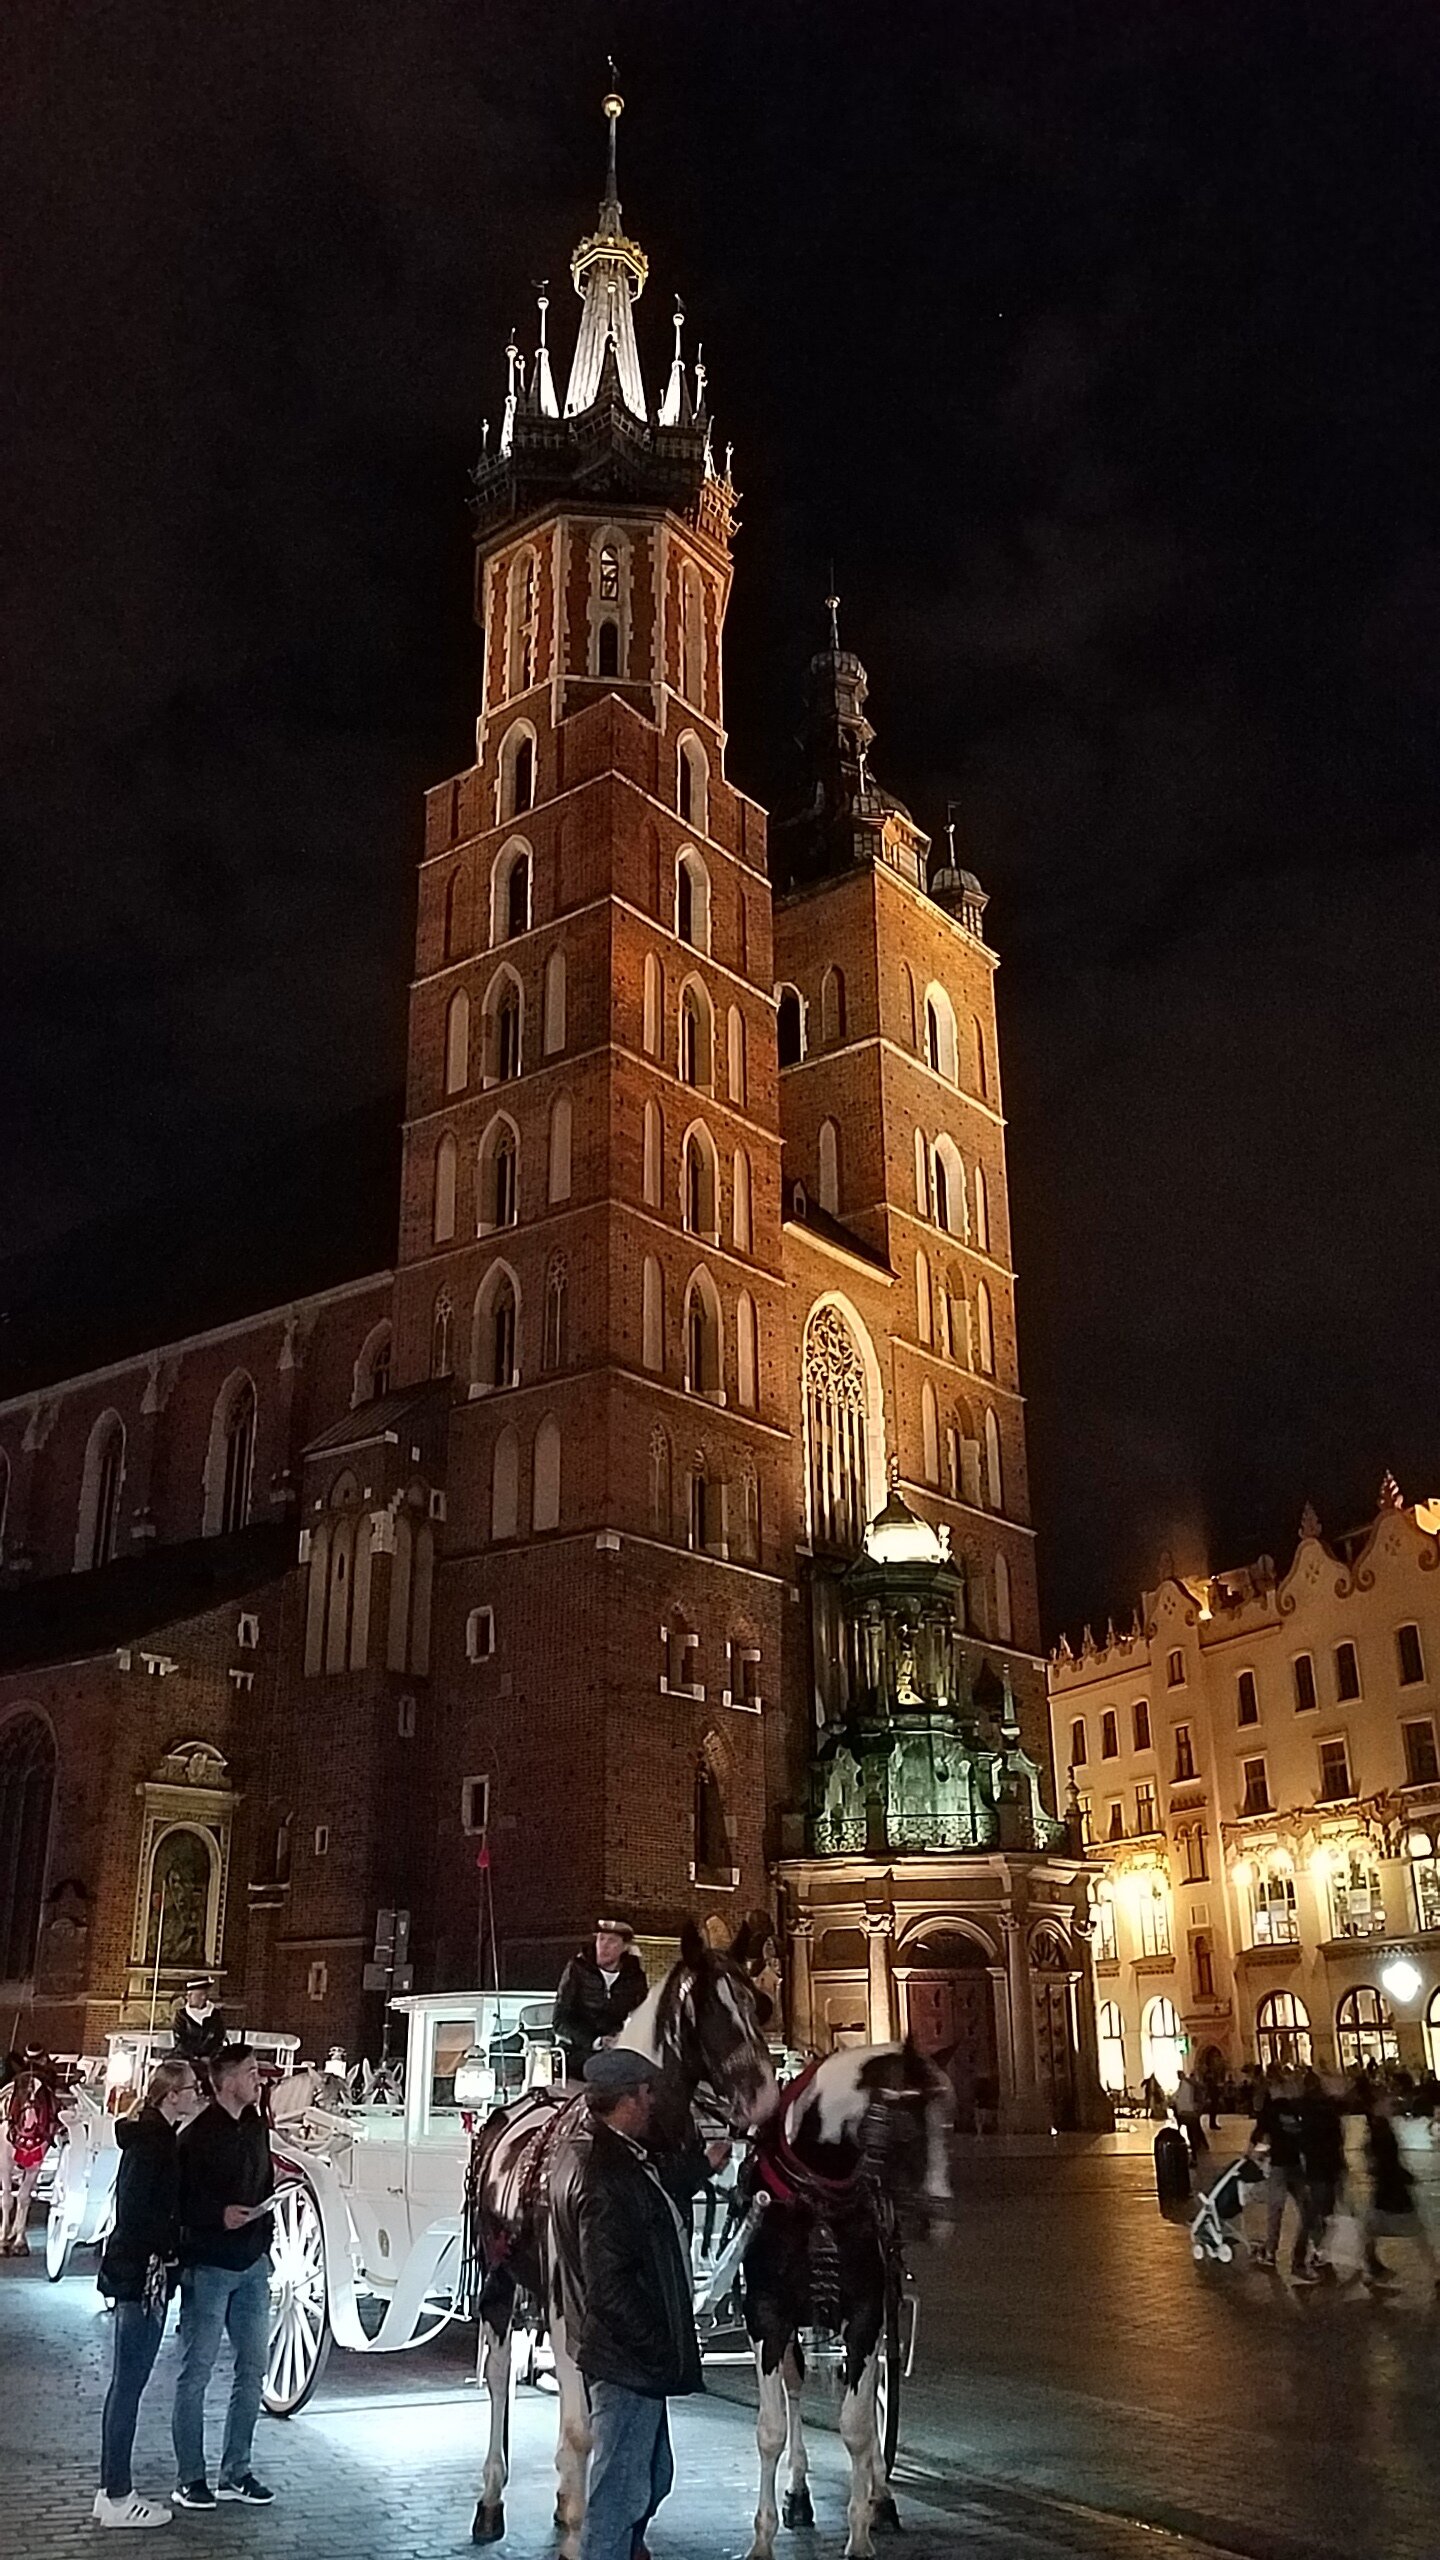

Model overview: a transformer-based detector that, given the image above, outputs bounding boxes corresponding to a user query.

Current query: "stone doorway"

[900,1930,998,2126]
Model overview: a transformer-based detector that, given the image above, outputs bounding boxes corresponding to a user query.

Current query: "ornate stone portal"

[779,1491,1109,2132]
[123,1741,236,2022]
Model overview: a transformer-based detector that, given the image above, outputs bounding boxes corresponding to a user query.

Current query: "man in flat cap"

[550,2048,702,2560]
[552,1921,649,2085]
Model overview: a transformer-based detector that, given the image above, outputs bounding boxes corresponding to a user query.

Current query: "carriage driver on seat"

[552,1921,649,2083]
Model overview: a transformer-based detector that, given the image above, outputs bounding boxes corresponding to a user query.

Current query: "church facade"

[0,98,1098,2127]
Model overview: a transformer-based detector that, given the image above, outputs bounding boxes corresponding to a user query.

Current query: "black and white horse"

[741,2042,951,2560]
[468,1923,776,2550]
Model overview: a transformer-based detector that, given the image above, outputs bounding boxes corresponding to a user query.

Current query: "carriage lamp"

[105,2047,136,2100]
[453,2046,496,2108]
[1381,1956,1422,2007]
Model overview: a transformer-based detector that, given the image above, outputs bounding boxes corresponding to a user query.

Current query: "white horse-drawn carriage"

[263,1992,557,2414]
[45,2025,301,2283]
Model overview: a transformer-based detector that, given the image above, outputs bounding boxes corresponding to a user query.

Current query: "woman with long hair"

[94,2057,200,2529]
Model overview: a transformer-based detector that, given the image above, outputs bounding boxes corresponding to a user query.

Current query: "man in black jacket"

[170,2046,276,2512]
[552,1922,649,2083]
[550,2048,702,2560]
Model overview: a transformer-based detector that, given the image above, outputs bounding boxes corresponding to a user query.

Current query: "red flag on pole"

[476,1836,491,1871]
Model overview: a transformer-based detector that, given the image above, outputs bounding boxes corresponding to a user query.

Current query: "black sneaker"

[171,2483,216,2512]
[217,2478,274,2507]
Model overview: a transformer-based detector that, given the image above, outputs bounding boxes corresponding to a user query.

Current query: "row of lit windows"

[1097,1986,1440,2095]
[12,1376,261,1580]
[775,970,991,1106]
[437,817,716,979]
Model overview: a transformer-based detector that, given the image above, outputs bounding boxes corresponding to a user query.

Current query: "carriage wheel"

[264,2182,332,2416]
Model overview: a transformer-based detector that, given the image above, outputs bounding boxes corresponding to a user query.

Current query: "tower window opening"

[597,619,621,678]
[776,986,803,1067]
[679,982,713,1086]
[677,736,708,831]
[676,852,711,953]
[598,543,620,604]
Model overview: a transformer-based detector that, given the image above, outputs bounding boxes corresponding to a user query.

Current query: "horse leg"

[472,2317,513,2543]
[551,2312,591,2560]
[839,2346,882,2560]
[746,2342,788,2560]
[780,2344,813,2529]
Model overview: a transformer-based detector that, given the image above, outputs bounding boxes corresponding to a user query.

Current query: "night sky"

[4,2,1438,1636]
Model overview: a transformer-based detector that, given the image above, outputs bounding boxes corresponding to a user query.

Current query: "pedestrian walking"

[1291,2071,1346,2285]
[170,2045,276,2512]
[1362,2090,1439,2290]
[2,2052,60,2253]
[1251,2070,1306,2270]
[549,2047,703,2560]
[1173,2069,1208,2163]
[552,1921,650,2083]
[94,2057,200,2529]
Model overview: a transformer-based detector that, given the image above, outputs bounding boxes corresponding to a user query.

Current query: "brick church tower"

[384,91,786,1978]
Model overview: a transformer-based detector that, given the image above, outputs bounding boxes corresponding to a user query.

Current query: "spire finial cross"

[824,583,840,651]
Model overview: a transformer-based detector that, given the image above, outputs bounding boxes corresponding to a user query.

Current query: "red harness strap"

[755,2060,863,2210]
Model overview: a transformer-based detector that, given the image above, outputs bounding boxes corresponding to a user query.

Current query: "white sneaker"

[94,2493,173,2529]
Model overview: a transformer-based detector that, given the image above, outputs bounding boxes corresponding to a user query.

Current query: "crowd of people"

[1176,2056,1440,2288]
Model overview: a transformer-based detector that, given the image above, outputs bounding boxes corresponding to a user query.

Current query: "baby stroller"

[1190,2153,1264,2263]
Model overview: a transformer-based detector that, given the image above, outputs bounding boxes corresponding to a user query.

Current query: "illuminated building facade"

[1050,1480,1440,2090]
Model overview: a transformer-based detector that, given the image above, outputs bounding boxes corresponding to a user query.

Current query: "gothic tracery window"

[804,1306,871,1553]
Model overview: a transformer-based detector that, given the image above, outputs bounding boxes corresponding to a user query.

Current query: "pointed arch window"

[680,561,705,707]
[433,1132,458,1243]
[354,1321,392,1407]
[677,735,709,832]
[532,1413,562,1531]
[973,1016,990,1099]
[643,1098,663,1207]
[776,985,804,1067]
[727,1005,747,1104]
[642,1257,665,1372]
[548,1092,573,1203]
[821,966,847,1045]
[914,1127,930,1216]
[431,1293,454,1378]
[925,985,958,1083]
[506,549,538,695]
[483,968,523,1083]
[732,1147,753,1252]
[683,1270,723,1398]
[931,1135,965,1238]
[984,1408,1004,1513]
[598,542,621,604]
[478,1118,518,1232]
[473,1266,519,1392]
[817,1120,840,1217]
[736,1292,758,1410]
[0,1715,56,1982]
[975,1279,995,1375]
[215,1376,256,1536]
[683,1126,718,1236]
[973,1163,991,1253]
[803,1305,872,1553]
[542,947,567,1054]
[676,851,711,954]
[921,1381,940,1485]
[643,952,663,1057]
[542,1254,568,1371]
[679,980,713,1087]
[648,1425,672,1536]
[445,990,471,1094]
[915,1248,933,1346]
[75,1412,126,1572]
[694,1743,733,1885]
[597,618,621,678]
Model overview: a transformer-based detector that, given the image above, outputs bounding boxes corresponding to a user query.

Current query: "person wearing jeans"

[549,2048,704,2560]
[95,2057,199,2529]
[171,2045,276,2511]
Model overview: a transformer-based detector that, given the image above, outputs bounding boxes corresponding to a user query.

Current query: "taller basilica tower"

[356,92,1085,2111]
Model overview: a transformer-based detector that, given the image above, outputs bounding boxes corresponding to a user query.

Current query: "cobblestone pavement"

[5,2121,1440,2560]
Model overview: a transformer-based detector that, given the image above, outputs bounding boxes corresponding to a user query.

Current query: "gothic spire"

[563,83,649,421]
[658,296,688,427]
[532,282,559,420]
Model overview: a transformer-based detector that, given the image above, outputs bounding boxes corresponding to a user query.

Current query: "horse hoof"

[471,2503,505,2543]
[871,2494,903,2533]
[783,2491,815,2529]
